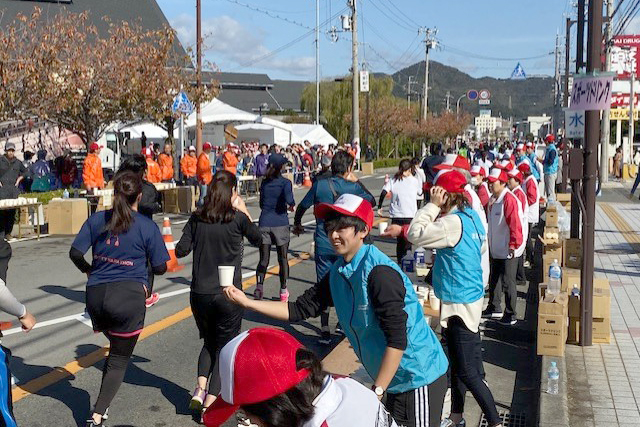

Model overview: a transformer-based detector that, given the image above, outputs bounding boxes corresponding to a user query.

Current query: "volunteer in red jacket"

[518,160,539,266]
[471,165,490,209]
[482,168,523,325]
[506,168,529,286]
[203,327,399,427]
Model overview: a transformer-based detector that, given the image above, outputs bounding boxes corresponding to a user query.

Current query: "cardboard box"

[544,244,563,264]
[543,226,560,244]
[568,317,611,344]
[538,313,567,356]
[177,186,193,213]
[539,292,569,317]
[361,162,374,175]
[556,193,571,203]
[162,188,180,214]
[593,282,611,319]
[542,254,563,284]
[563,268,581,293]
[563,238,582,269]
[546,209,559,227]
[47,198,89,235]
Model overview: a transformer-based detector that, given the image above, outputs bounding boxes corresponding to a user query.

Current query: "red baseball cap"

[544,134,555,143]
[433,154,471,171]
[517,160,531,174]
[144,148,153,158]
[495,159,514,171]
[470,165,486,177]
[203,328,311,427]
[433,169,467,194]
[516,143,525,152]
[525,142,534,149]
[314,194,374,229]
[89,142,100,152]
[507,167,523,182]
[203,142,212,151]
[487,168,508,183]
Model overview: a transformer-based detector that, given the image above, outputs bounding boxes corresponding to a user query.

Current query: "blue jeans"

[631,171,640,196]
[198,184,208,206]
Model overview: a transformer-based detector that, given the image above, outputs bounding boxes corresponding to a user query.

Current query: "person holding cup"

[175,170,262,422]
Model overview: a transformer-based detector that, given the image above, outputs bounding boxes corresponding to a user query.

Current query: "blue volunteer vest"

[525,153,541,180]
[329,244,449,394]
[543,144,559,174]
[432,208,485,304]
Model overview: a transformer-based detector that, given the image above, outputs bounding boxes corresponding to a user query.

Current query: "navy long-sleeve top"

[258,176,295,227]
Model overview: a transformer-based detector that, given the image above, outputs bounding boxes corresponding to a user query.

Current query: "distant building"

[513,114,552,140]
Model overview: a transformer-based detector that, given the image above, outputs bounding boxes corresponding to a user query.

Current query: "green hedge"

[373,158,402,169]
[21,190,65,205]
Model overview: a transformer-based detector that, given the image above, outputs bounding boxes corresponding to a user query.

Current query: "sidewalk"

[565,193,640,426]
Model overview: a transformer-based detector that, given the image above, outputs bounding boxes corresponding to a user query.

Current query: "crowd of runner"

[0,134,563,427]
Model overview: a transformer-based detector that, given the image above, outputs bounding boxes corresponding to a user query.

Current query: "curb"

[539,355,570,426]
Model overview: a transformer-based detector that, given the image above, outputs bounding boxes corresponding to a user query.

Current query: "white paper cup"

[379,221,388,235]
[218,266,235,287]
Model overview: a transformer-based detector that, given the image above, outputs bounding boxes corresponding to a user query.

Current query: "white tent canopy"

[291,124,338,148]
[185,98,258,128]
[117,121,171,140]
[235,123,291,147]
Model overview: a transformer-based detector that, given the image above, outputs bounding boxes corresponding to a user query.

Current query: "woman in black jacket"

[175,170,261,421]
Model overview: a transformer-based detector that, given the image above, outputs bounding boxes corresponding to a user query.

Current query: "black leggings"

[391,218,413,262]
[94,333,139,415]
[446,316,500,426]
[256,243,289,289]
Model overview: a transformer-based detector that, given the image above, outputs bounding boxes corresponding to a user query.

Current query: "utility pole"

[446,91,452,112]
[420,27,437,121]
[196,0,203,155]
[407,76,414,109]
[601,0,614,184]
[315,0,320,125]
[630,60,635,172]
[581,0,604,347]
[350,0,360,144]
[554,31,561,134]
[577,0,586,71]
[571,0,586,240]
[562,17,574,193]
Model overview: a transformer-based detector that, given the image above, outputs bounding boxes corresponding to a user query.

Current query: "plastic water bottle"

[571,285,580,297]
[62,189,69,199]
[401,251,415,273]
[547,361,560,394]
[414,247,426,265]
[548,259,562,295]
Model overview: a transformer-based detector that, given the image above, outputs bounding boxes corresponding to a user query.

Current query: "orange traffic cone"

[303,170,312,187]
[162,217,184,273]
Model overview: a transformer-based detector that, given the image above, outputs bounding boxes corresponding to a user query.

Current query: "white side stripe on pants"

[414,385,429,427]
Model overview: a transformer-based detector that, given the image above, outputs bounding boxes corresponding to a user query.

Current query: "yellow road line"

[12,254,311,403]
[600,203,640,253]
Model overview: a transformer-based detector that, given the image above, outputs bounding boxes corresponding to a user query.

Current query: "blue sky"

[157,0,581,81]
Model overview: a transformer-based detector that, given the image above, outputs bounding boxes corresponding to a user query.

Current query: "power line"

[216,0,313,29]
[614,0,640,36]
[384,0,422,28]
[439,42,554,61]
[366,0,416,32]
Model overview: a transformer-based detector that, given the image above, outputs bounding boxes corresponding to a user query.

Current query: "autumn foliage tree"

[0,8,214,146]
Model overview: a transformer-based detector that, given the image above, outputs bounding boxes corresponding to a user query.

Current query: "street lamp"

[259,102,269,116]
[456,93,467,117]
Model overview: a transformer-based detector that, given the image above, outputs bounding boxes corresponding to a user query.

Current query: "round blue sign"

[467,90,479,101]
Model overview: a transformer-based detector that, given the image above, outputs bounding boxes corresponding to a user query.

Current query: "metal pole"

[562,18,572,193]
[581,0,603,347]
[577,0,586,71]
[631,70,635,176]
[601,0,614,184]
[422,29,430,121]
[315,0,320,125]
[351,0,360,144]
[365,90,370,148]
[196,0,203,155]
[456,94,466,118]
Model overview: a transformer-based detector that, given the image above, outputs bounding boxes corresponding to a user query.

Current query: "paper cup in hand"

[218,266,235,287]
[378,221,388,235]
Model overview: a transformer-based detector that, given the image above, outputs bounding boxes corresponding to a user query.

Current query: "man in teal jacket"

[225,194,449,427]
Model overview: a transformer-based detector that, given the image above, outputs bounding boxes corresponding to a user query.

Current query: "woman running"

[175,170,261,421]
[378,159,423,261]
[69,171,170,427]
[254,153,295,301]
[407,170,502,427]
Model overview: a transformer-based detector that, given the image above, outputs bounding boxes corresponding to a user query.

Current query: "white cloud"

[170,14,315,77]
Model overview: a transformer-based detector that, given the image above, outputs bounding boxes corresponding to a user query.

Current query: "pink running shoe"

[254,284,264,300]
[145,292,160,308]
[279,289,289,302]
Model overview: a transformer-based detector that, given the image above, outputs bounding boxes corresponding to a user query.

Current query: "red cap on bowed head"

[433,154,471,171]
[203,142,212,151]
[203,328,311,427]
[432,169,467,194]
[314,194,374,229]
[517,161,531,174]
[487,168,508,183]
[544,134,555,143]
[89,142,100,152]
[507,167,523,182]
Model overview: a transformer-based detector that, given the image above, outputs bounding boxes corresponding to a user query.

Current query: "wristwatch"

[372,385,385,397]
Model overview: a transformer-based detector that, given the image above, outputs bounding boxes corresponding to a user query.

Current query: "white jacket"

[512,186,529,257]
[303,376,398,427]
[488,188,524,259]
[523,175,540,224]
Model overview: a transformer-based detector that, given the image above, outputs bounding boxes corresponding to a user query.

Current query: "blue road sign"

[171,91,194,115]
[467,90,479,101]
[511,62,527,80]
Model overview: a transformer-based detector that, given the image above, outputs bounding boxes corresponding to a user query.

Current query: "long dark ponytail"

[196,170,237,224]
[264,163,283,182]
[106,171,142,235]
[394,159,412,181]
